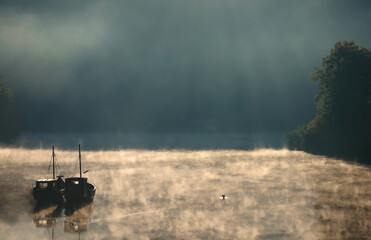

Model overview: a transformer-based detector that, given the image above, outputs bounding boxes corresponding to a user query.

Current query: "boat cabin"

[33,176,65,203]
[36,178,59,188]
[65,177,89,199]
[35,179,57,189]
[35,176,65,190]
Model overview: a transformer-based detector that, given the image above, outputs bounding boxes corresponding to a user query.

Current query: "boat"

[65,144,96,205]
[33,146,65,204]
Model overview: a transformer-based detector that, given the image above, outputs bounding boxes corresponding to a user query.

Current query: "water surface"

[0,148,370,239]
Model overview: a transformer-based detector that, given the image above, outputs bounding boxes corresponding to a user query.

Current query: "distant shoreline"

[14,132,285,151]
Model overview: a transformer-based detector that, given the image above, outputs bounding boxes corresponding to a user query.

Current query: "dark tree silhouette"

[287,41,371,163]
[0,78,21,143]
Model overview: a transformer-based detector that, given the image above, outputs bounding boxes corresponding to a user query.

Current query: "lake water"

[0,148,370,239]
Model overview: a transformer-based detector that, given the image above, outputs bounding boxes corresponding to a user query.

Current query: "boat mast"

[79,144,82,178]
[52,146,55,179]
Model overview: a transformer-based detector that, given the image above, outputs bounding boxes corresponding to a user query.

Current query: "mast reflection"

[33,204,63,239]
[64,202,94,238]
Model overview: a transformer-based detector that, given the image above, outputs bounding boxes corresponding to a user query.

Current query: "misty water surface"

[0,148,370,239]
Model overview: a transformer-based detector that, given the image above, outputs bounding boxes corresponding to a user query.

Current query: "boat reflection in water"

[33,204,63,240]
[32,201,94,239]
[64,202,94,239]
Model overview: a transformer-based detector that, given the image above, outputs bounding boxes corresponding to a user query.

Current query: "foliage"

[286,126,306,150]
[287,41,371,163]
[0,78,21,143]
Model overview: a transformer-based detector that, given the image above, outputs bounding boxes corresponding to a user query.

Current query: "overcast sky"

[1,0,371,133]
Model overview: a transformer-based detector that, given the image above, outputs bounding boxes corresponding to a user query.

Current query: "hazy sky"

[1,0,371,132]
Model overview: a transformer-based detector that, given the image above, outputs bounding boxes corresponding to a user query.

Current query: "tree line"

[1,41,370,164]
[0,78,20,143]
[286,41,371,164]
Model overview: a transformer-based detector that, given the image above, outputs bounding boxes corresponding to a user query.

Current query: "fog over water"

[0,147,370,239]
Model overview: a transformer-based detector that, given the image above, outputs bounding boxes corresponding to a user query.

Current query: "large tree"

[0,78,21,143]
[287,41,371,163]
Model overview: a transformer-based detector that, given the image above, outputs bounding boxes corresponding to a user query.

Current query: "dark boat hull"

[65,183,95,214]
[33,188,64,204]
[86,183,96,202]
[65,185,95,203]
[33,176,65,204]
[65,177,96,204]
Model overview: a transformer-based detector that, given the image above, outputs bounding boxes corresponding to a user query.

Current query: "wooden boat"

[65,144,96,204]
[33,146,65,204]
